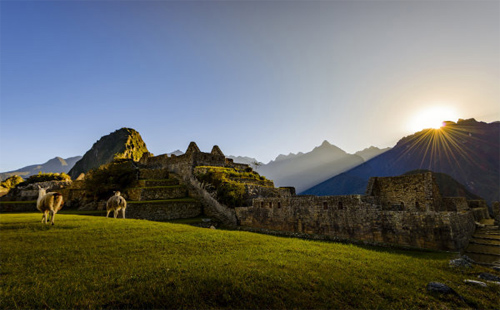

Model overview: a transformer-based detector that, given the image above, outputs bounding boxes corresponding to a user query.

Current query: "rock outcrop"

[68,128,148,179]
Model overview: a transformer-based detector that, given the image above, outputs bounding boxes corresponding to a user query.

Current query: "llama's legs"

[50,211,55,225]
[122,208,126,219]
[114,210,118,218]
[106,210,110,218]
[41,212,46,223]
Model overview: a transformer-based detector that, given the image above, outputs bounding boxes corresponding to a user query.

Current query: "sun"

[408,106,458,132]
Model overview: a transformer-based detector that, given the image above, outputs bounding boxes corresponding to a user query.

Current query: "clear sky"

[1,0,499,172]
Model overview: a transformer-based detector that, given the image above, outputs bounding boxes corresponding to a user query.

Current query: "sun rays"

[396,121,487,181]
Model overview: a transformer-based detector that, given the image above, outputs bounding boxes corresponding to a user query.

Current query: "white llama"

[36,185,64,225]
[106,191,127,219]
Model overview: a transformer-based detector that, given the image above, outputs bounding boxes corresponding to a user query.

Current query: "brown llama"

[36,186,64,225]
[106,191,127,218]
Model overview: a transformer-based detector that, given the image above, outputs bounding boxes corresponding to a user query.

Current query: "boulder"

[478,273,500,282]
[426,282,455,295]
[449,257,472,268]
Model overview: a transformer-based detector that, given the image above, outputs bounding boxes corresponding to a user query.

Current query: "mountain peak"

[68,128,148,179]
[313,140,345,154]
[355,146,391,161]
[302,119,499,204]
[320,140,331,147]
[47,157,68,166]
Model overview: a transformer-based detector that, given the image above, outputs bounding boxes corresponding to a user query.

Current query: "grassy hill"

[1,214,499,309]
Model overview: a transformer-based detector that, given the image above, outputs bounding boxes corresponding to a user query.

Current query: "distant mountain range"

[227,155,261,166]
[3,119,497,205]
[255,141,389,192]
[303,119,499,204]
[0,138,389,194]
[0,156,82,181]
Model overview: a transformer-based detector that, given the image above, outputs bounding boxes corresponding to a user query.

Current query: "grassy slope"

[1,214,499,309]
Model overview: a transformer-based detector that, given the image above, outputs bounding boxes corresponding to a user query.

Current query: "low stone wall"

[442,197,469,212]
[127,186,187,201]
[471,207,490,222]
[0,201,37,212]
[126,200,202,221]
[138,168,169,180]
[236,195,477,252]
[1,181,72,202]
[492,202,500,223]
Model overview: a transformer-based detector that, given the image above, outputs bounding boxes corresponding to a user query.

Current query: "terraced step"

[138,168,169,180]
[469,239,500,246]
[138,179,179,187]
[476,227,500,233]
[0,201,37,212]
[127,199,202,221]
[472,234,500,240]
[464,222,500,267]
[479,219,496,225]
[464,252,500,266]
[465,244,500,255]
[127,185,188,201]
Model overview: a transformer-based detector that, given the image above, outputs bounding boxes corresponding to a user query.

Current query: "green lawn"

[1,213,499,309]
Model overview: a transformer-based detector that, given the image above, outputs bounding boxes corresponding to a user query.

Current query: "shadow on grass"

[238,226,452,260]
[0,223,79,231]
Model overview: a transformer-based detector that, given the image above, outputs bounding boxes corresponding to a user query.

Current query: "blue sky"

[1,0,499,172]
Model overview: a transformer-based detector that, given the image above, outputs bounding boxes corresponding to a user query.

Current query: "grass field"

[1,213,499,309]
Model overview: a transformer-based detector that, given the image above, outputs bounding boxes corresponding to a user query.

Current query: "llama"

[106,191,127,219]
[36,185,64,225]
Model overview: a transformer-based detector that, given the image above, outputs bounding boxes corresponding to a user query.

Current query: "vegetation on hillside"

[194,166,271,207]
[83,159,138,200]
[194,167,247,207]
[16,172,71,187]
[196,166,270,183]
[1,213,499,309]
[0,175,24,189]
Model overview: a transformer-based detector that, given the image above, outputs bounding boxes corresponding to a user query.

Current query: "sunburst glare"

[408,106,459,132]
[396,122,484,182]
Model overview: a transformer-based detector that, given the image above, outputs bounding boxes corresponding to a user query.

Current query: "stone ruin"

[1,142,497,255]
[138,143,496,253]
[235,172,493,252]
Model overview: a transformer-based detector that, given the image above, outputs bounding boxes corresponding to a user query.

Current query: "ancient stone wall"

[138,168,169,180]
[492,201,500,223]
[235,195,477,251]
[0,201,37,212]
[236,173,488,252]
[126,200,202,221]
[367,172,443,212]
[442,197,469,212]
[127,185,188,201]
[139,142,252,178]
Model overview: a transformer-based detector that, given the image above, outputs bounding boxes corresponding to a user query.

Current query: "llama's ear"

[37,185,41,189]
